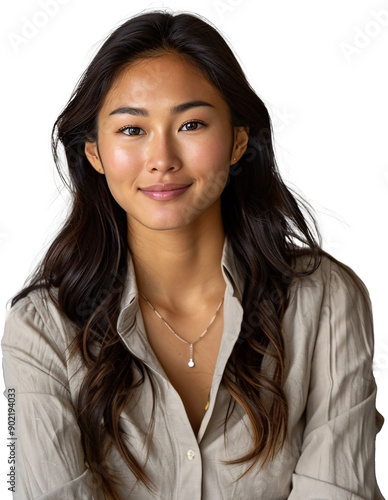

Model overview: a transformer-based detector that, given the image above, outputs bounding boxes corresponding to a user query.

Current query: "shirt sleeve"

[288,258,385,500]
[1,294,105,500]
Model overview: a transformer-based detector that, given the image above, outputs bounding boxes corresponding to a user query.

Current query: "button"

[187,450,195,460]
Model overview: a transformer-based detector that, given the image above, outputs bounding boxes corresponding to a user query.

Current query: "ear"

[85,141,104,174]
[231,126,249,164]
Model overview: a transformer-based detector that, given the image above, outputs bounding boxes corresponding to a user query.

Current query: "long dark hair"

[12,10,322,498]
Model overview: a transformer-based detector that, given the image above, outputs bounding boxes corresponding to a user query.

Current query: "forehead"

[101,52,226,111]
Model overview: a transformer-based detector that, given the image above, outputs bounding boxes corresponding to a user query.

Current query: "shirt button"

[187,450,195,460]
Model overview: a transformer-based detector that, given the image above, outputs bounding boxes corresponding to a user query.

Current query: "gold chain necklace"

[139,292,224,368]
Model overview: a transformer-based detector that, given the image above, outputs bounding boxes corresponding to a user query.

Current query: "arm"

[1,293,104,500]
[289,258,384,499]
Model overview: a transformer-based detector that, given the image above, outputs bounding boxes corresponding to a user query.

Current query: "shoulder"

[290,251,372,312]
[284,252,374,353]
[2,287,76,355]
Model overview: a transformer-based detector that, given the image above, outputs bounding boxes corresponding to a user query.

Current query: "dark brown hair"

[13,10,322,498]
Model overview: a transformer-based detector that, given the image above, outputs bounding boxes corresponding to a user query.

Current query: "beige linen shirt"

[1,237,384,499]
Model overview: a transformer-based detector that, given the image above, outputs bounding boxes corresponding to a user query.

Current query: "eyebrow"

[109,100,214,117]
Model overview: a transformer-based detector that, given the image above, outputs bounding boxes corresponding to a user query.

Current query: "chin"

[146,218,195,231]
[127,205,215,233]
[127,214,194,232]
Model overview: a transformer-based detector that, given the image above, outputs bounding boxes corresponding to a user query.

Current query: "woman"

[2,10,384,500]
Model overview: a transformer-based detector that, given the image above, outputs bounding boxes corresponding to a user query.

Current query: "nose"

[145,132,182,174]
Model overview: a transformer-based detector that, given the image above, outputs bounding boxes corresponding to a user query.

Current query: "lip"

[139,183,192,201]
[139,183,192,192]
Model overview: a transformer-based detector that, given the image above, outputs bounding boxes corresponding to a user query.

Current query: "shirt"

[1,237,385,499]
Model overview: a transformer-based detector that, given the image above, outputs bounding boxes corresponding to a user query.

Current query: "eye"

[118,126,145,136]
[180,121,205,131]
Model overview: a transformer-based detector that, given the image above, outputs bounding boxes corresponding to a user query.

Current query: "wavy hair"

[12,10,322,499]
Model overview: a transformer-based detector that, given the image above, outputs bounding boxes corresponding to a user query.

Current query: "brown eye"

[181,121,205,131]
[119,126,145,136]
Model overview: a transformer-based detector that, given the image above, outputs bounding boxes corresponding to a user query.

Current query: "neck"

[127,210,226,313]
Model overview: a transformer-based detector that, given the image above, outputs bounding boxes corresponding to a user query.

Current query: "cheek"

[193,136,231,179]
[190,142,231,202]
[98,144,140,209]
[209,143,231,167]
[101,144,137,181]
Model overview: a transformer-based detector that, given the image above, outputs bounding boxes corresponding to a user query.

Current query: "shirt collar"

[117,235,245,335]
[220,235,245,302]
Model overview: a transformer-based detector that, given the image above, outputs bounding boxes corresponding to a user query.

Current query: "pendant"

[188,343,195,368]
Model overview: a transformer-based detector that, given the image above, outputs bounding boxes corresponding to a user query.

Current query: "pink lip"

[140,183,191,192]
[139,183,192,201]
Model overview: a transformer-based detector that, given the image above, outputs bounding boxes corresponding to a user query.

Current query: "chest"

[139,301,224,436]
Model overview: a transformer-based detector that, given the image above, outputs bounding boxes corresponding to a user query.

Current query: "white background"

[1,0,387,497]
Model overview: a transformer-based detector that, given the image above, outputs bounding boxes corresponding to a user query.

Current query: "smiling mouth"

[139,183,192,200]
[139,183,192,192]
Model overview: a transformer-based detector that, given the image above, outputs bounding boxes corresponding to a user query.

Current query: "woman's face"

[85,52,248,234]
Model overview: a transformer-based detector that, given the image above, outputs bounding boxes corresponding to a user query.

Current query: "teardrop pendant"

[188,343,195,368]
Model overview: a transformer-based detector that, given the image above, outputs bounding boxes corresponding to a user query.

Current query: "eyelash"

[181,120,206,131]
[117,120,206,136]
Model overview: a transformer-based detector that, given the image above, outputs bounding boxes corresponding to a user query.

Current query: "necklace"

[139,292,224,368]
